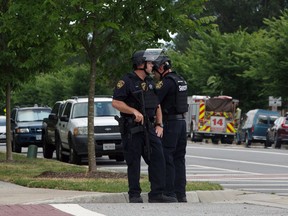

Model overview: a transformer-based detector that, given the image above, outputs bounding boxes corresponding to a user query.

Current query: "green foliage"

[203,0,288,33]
[12,64,112,107]
[0,0,64,83]
[171,29,264,112]
[171,8,288,112]
[244,10,288,105]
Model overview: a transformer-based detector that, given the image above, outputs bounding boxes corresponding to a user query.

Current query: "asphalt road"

[96,140,288,196]
[185,141,288,196]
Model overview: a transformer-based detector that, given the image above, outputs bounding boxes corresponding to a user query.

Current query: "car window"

[17,109,51,122]
[51,103,61,114]
[72,101,119,118]
[270,115,279,125]
[62,103,72,118]
[257,115,268,125]
[73,103,88,118]
[0,119,5,126]
[95,102,119,116]
[274,118,281,126]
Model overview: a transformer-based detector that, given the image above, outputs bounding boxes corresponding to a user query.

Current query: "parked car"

[45,96,123,164]
[0,115,6,142]
[42,100,66,159]
[11,105,51,153]
[266,116,288,149]
[237,109,280,147]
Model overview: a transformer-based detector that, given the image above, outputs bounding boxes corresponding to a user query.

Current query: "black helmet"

[153,55,172,71]
[131,50,146,68]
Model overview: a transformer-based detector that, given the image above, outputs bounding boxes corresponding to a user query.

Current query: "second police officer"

[112,49,178,203]
[153,54,189,202]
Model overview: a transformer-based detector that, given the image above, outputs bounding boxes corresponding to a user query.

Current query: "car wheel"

[220,137,227,144]
[69,147,81,164]
[56,135,67,162]
[264,134,271,148]
[226,136,234,144]
[191,132,203,142]
[274,134,282,149]
[115,154,125,162]
[68,137,81,165]
[12,138,21,153]
[211,137,219,144]
[42,133,54,159]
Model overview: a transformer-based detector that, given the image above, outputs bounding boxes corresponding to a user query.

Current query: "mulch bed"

[37,171,127,179]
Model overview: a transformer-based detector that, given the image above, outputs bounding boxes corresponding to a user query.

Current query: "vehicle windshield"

[72,101,119,118]
[17,109,51,122]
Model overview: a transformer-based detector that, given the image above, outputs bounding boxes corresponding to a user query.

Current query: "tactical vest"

[165,72,188,113]
[126,72,159,113]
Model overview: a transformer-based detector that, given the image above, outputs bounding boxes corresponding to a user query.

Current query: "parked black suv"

[11,105,51,153]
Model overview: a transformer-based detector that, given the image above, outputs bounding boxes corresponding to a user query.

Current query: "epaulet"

[127,71,137,80]
[166,71,185,80]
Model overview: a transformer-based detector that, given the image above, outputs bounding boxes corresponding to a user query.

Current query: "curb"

[26,189,288,210]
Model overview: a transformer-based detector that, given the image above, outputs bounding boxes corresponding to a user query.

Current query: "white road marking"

[187,145,288,156]
[238,188,288,191]
[187,164,260,174]
[186,155,288,169]
[51,204,106,216]
[221,183,288,186]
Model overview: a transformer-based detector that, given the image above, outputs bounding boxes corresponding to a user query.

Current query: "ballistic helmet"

[131,50,146,68]
[131,48,164,70]
[153,55,172,71]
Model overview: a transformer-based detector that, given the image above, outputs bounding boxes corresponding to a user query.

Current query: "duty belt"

[164,114,185,121]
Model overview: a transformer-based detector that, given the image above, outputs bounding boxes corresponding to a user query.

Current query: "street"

[186,142,288,196]
[94,140,288,196]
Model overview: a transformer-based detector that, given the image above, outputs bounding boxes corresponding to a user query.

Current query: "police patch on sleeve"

[116,80,125,89]
[155,81,163,89]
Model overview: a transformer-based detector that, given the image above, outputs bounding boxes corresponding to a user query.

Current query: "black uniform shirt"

[156,72,178,115]
[113,72,159,118]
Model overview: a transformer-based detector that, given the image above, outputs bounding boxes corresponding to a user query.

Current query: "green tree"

[244,10,288,108]
[204,0,288,33]
[0,0,63,161]
[171,29,260,112]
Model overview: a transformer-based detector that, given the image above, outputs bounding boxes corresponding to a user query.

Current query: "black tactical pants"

[162,119,187,198]
[122,125,166,198]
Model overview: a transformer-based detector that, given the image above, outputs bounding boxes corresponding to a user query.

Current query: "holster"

[114,115,126,135]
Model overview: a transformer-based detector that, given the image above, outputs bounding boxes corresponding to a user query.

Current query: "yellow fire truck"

[186,95,240,144]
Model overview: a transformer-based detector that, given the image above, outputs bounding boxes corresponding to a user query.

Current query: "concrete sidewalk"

[0,181,288,209]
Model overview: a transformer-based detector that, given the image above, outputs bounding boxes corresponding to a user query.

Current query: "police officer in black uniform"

[153,55,188,202]
[112,50,178,203]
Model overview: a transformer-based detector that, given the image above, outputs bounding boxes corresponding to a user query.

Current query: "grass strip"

[0,152,222,192]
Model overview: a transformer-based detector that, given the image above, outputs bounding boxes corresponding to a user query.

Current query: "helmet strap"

[137,62,149,75]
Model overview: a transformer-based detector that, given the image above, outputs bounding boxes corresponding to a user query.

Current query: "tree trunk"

[6,83,13,161]
[87,59,97,173]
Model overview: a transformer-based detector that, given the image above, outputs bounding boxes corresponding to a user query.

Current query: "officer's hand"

[155,125,163,138]
[133,111,144,124]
